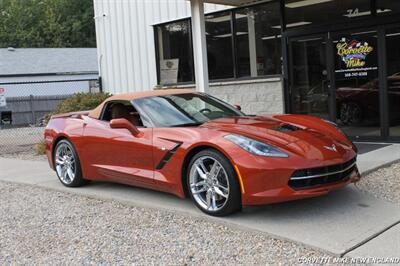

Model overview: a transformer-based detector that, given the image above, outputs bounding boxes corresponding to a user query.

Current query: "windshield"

[133,93,244,127]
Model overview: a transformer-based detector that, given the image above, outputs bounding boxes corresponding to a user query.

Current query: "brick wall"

[207,77,284,115]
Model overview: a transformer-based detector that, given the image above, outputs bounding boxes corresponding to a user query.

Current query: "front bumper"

[236,155,361,206]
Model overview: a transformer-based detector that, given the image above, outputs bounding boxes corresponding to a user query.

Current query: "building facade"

[0,48,99,126]
[93,0,400,142]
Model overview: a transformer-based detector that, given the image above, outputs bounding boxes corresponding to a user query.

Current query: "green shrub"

[44,92,111,124]
[52,92,111,114]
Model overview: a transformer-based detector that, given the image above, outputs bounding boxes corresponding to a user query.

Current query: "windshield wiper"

[171,122,203,127]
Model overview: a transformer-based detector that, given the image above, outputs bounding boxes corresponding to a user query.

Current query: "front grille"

[288,157,357,190]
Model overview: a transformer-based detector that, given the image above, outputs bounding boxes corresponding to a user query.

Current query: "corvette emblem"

[324,144,337,152]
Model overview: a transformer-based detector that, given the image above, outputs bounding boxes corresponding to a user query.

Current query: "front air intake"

[288,157,357,190]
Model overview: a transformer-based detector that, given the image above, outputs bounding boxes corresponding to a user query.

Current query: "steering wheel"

[199,108,212,114]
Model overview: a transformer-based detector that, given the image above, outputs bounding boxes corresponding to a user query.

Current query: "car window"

[100,101,145,127]
[132,93,244,127]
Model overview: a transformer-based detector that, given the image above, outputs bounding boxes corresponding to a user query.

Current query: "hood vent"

[273,124,301,133]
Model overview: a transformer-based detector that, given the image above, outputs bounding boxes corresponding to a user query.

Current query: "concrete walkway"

[356,143,400,174]
[0,144,399,258]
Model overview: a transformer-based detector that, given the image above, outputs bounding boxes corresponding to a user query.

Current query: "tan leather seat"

[110,103,142,126]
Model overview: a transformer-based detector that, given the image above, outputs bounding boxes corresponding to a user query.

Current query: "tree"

[0,0,96,47]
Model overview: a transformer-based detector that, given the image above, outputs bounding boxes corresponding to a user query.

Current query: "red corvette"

[45,89,360,216]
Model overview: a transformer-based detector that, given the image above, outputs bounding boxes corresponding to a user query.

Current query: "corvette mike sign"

[337,38,373,68]
[335,37,377,79]
[0,88,6,107]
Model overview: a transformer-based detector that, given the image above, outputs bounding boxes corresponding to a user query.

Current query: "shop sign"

[335,38,377,79]
[337,38,373,68]
[0,88,6,107]
[160,59,179,85]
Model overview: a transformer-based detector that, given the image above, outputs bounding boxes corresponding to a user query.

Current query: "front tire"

[54,139,86,187]
[187,149,241,216]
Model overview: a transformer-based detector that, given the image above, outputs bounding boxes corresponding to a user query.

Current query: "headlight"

[224,134,288,158]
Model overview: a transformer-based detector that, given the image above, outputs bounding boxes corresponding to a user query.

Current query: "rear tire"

[54,139,87,187]
[187,149,241,216]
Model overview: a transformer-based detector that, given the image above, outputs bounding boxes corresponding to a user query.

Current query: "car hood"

[201,116,354,160]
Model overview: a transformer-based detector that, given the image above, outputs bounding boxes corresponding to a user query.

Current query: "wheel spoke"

[192,186,208,195]
[191,181,207,194]
[55,158,64,165]
[214,186,228,198]
[211,193,217,209]
[61,166,68,180]
[209,161,221,179]
[195,163,207,180]
[216,183,228,192]
[67,168,74,181]
[206,190,211,209]
[191,180,206,188]
[209,161,217,175]
[56,165,63,176]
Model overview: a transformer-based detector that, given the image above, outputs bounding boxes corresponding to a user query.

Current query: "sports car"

[44,89,361,216]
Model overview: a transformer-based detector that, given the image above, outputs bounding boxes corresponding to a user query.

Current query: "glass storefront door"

[332,30,381,138]
[288,35,330,119]
[385,28,400,138]
[287,25,400,141]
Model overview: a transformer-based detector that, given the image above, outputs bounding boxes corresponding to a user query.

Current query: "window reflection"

[334,31,381,137]
[205,12,234,80]
[156,21,193,84]
[386,28,400,137]
[234,2,282,78]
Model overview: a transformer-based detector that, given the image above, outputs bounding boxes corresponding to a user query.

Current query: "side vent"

[156,142,182,170]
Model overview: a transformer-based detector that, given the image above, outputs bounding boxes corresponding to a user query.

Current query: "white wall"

[93,0,230,94]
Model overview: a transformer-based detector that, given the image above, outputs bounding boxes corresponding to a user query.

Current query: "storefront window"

[376,0,400,16]
[285,0,372,29]
[386,28,400,137]
[205,12,234,80]
[156,21,193,85]
[234,2,282,78]
[333,30,380,137]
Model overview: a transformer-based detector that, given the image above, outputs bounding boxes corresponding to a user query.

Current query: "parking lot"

[0,143,399,263]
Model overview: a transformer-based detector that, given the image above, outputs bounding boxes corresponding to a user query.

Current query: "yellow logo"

[337,38,373,68]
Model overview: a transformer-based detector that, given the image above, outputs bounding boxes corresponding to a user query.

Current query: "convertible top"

[88,88,195,119]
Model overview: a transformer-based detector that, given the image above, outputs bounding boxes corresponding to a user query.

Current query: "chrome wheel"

[189,156,230,212]
[55,143,76,185]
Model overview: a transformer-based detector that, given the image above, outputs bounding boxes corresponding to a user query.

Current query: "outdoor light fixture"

[261,35,282,40]
[272,21,312,29]
[214,32,248,38]
[285,0,333,8]
[206,13,246,23]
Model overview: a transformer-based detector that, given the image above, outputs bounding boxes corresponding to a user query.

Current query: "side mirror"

[234,104,241,111]
[110,118,143,137]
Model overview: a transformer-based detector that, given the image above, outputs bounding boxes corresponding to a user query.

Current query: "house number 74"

[346,8,360,17]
